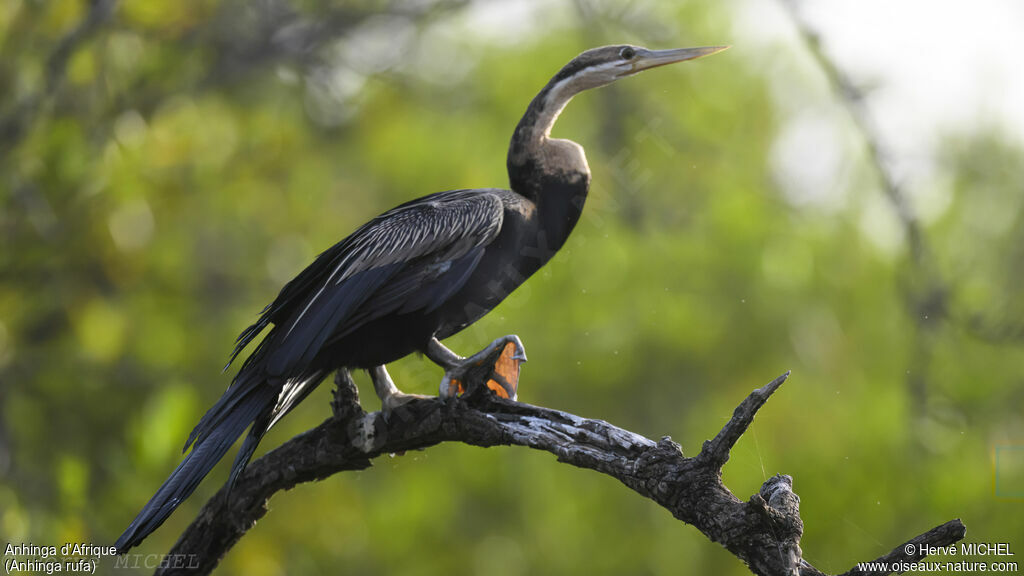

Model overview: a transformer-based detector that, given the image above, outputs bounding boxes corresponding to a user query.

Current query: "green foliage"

[1,1,1021,574]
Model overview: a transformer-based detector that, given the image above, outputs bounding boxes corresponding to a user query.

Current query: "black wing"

[120,190,508,553]
[189,189,505,448]
[263,188,503,375]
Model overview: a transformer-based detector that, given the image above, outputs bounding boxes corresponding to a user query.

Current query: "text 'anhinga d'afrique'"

[116,43,727,552]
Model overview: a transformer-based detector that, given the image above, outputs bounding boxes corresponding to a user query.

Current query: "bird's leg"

[425,336,527,400]
[369,365,430,412]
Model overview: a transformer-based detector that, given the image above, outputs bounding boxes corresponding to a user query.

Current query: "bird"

[115,43,727,552]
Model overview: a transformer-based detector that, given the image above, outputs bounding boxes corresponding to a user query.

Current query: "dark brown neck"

[506,75,591,201]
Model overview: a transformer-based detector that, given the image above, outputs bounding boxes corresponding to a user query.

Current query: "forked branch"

[153,366,964,576]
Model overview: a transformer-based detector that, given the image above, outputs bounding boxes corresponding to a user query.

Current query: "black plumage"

[116,44,725,552]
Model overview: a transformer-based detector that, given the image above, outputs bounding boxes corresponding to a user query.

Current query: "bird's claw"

[439,335,526,400]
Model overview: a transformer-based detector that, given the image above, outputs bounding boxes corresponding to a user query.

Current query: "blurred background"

[2,0,1023,574]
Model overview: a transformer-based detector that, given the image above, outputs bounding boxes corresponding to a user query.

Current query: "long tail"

[115,364,331,552]
[114,381,278,553]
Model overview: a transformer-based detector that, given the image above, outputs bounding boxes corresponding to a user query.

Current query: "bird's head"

[551,44,729,93]
[509,43,729,177]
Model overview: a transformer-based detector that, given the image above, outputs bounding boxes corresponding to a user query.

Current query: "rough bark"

[153,362,965,576]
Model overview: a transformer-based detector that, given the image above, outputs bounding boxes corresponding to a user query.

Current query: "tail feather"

[225,369,328,494]
[184,370,264,452]
[115,385,277,553]
[227,424,267,496]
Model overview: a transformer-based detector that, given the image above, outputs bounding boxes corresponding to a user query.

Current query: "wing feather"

[229,189,505,378]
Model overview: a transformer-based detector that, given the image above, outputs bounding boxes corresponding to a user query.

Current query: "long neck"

[507,76,592,202]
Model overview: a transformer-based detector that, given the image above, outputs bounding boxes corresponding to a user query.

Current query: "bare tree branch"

[150,365,964,576]
[781,0,1024,357]
[0,0,118,155]
[778,0,950,409]
[778,0,926,263]
[698,371,788,467]
[836,519,967,576]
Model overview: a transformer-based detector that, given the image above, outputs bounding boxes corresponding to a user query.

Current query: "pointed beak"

[627,45,729,75]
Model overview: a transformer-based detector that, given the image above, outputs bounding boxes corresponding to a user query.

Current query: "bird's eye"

[619,47,636,60]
